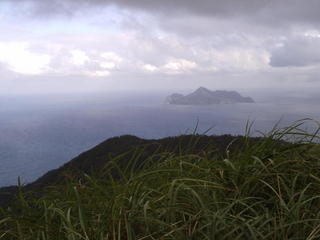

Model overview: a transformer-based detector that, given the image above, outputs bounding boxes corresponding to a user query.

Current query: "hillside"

[0,134,247,208]
[1,126,320,239]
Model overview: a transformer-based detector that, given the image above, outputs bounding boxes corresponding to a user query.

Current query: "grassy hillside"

[1,120,320,239]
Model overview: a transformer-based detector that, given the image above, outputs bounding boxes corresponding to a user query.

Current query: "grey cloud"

[6,0,320,26]
[270,37,320,67]
[107,0,320,27]
[3,0,320,94]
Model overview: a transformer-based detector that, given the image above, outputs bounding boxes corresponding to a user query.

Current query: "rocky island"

[166,87,254,105]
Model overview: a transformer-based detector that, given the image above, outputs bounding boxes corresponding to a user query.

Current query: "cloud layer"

[270,35,320,67]
[7,0,320,26]
[1,0,320,94]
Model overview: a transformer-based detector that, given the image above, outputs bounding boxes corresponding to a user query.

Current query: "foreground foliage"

[1,120,320,239]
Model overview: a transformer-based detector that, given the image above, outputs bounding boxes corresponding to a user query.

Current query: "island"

[166,87,254,105]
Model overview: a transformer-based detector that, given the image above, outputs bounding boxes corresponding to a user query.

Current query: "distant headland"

[166,87,254,105]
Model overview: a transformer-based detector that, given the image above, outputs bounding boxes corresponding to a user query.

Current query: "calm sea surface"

[0,92,319,186]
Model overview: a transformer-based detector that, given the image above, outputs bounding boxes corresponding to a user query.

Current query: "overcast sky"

[1,0,320,95]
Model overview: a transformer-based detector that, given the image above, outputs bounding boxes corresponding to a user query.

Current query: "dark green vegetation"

[1,120,320,239]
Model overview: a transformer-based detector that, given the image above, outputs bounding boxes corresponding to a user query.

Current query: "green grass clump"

[1,120,320,239]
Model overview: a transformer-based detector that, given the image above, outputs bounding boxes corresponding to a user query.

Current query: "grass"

[1,120,320,239]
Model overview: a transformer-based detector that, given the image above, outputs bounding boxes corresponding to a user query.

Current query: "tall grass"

[1,120,320,239]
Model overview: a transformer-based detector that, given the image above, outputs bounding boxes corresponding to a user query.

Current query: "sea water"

[0,92,319,187]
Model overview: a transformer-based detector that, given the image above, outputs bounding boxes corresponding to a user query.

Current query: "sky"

[1,0,320,95]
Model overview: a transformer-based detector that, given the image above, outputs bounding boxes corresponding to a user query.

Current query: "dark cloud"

[270,36,320,67]
[108,0,320,27]
[6,0,320,26]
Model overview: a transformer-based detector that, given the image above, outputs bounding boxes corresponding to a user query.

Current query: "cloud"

[47,49,121,76]
[1,0,320,95]
[270,35,320,67]
[6,0,320,27]
[0,41,51,75]
[0,25,271,78]
[0,39,123,77]
[70,50,89,66]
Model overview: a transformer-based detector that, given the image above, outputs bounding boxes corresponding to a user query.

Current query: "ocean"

[0,91,319,187]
